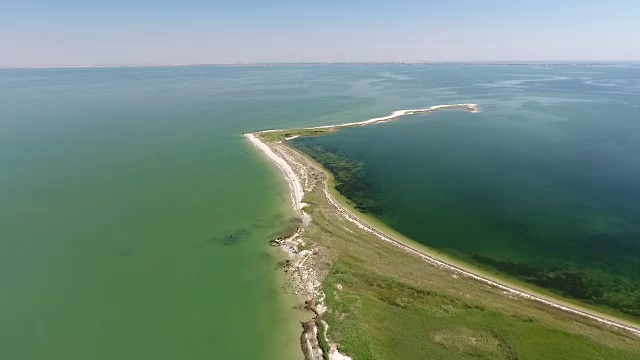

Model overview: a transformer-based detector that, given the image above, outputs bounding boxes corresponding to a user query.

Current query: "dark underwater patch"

[190,228,252,249]
[473,255,640,317]
[115,245,140,256]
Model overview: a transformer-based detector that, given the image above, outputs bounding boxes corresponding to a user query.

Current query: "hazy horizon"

[2,1,640,67]
[3,60,640,70]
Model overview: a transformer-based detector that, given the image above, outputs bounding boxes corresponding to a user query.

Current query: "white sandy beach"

[245,133,307,220]
[310,103,478,129]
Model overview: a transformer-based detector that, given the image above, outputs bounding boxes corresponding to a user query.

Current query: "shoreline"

[300,140,640,336]
[306,103,478,129]
[258,103,478,134]
[245,104,640,358]
[245,133,307,220]
[323,188,640,336]
[246,133,324,358]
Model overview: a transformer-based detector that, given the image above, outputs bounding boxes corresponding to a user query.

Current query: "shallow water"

[0,65,402,360]
[0,66,315,359]
[3,64,639,359]
[291,64,640,318]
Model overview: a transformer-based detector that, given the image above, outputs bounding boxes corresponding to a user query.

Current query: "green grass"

[322,261,639,360]
[256,128,335,143]
[291,141,640,324]
[288,145,640,360]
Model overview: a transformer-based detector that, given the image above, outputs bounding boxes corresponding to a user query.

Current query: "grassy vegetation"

[317,319,331,360]
[256,128,335,143]
[291,142,640,321]
[321,260,640,359]
[290,147,640,359]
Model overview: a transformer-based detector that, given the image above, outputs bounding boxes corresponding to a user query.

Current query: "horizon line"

[2,60,639,70]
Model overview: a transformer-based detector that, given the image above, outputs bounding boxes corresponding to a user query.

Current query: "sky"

[1,0,640,66]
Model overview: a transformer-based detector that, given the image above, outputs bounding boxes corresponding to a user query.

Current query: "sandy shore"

[245,133,308,223]
[245,134,348,360]
[258,103,478,134]
[308,103,478,129]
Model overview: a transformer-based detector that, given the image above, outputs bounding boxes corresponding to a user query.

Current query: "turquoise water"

[291,64,640,318]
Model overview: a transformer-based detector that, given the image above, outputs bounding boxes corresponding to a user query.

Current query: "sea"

[290,63,640,319]
[1,64,639,359]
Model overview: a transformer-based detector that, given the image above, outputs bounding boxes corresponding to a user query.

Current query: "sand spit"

[245,133,308,224]
[246,103,639,360]
[244,136,348,360]
[257,103,478,134]
[246,104,480,360]
[308,103,478,130]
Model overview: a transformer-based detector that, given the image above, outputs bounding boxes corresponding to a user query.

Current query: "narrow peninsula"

[245,104,640,360]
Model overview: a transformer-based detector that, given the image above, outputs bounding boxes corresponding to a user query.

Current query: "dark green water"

[292,65,640,318]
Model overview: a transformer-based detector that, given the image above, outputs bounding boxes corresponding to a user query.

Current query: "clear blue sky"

[2,0,639,66]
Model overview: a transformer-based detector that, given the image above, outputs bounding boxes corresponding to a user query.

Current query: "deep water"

[291,64,640,318]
